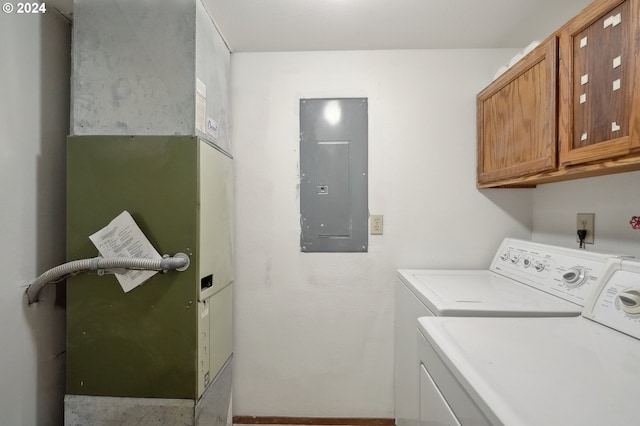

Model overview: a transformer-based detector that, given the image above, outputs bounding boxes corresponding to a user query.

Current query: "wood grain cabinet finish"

[559,0,640,166]
[477,38,558,186]
[477,0,640,187]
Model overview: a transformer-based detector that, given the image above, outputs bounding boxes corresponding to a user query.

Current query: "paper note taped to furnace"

[89,210,162,293]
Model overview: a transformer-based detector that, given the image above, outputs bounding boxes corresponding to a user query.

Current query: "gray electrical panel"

[300,98,368,252]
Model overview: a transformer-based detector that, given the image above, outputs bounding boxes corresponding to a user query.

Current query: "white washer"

[395,238,620,426]
[417,258,640,425]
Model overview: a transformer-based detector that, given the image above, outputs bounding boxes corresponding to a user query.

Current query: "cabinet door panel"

[560,0,640,165]
[477,38,557,184]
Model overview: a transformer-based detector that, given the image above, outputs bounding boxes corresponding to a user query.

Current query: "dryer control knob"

[618,290,640,315]
[534,262,546,272]
[562,267,587,288]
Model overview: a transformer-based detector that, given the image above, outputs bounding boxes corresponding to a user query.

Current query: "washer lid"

[418,315,640,426]
[397,269,581,317]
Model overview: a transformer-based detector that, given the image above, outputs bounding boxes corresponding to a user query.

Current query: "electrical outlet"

[576,213,595,245]
[371,214,383,235]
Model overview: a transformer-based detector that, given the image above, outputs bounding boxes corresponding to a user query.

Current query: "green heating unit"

[65,135,233,423]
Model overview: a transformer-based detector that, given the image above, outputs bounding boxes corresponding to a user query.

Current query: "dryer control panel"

[490,239,619,307]
[584,259,640,340]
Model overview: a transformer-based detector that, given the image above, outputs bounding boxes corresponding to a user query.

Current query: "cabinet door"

[559,0,640,166]
[477,38,558,185]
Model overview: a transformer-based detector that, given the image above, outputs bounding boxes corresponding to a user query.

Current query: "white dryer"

[395,238,621,426]
[417,257,640,425]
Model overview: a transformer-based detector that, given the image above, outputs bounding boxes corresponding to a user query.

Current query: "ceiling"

[49,0,593,52]
[204,0,593,52]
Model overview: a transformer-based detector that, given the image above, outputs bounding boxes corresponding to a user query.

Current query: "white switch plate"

[576,213,595,245]
[371,214,383,235]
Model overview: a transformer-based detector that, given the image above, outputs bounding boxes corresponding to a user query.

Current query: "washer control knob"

[534,262,546,272]
[562,267,587,288]
[618,290,640,315]
[509,253,519,264]
[500,252,509,261]
[523,258,531,268]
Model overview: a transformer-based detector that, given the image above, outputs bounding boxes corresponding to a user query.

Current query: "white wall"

[532,171,640,257]
[0,10,70,426]
[231,49,532,418]
[500,0,592,47]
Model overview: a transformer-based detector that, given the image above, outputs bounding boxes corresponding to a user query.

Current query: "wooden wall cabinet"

[477,38,558,185]
[477,0,640,188]
[559,0,640,165]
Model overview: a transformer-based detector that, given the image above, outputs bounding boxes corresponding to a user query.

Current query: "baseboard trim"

[233,416,394,426]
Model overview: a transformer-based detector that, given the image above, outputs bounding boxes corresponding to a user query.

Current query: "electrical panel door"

[299,98,368,252]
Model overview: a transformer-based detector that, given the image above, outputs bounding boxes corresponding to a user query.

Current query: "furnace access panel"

[66,136,233,400]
